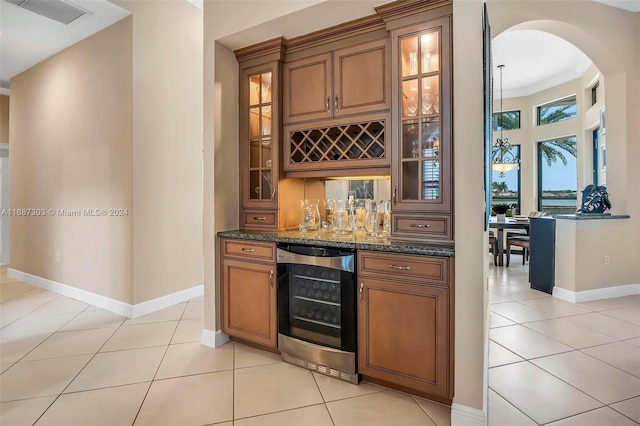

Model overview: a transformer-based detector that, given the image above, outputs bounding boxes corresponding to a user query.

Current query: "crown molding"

[376,0,452,24]
[234,37,286,63]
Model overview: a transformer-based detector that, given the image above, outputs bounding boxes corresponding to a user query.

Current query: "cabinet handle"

[359,282,364,303]
[389,264,412,271]
[271,189,277,204]
[326,97,331,114]
[241,248,255,253]
[253,217,267,221]
[409,223,431,228]
[269,270,274,288]
[393,186,398,206]
[335,96,339,112]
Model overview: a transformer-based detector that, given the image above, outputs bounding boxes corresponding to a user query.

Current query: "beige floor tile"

[611,396,640,423]
[489,362,602,424]
[532,351,640,404]
[101,321,177,352]
[29,297,89,315]
[564,313,640,340]
[601,306,640,325]
[608,295,640,307]
[123,303,186,325]
[0,355,92,402]
[170,318,202,344]
[4,288,59,310]
[0,396,56,426]
[327,390,435,426]
[23,327,117,361]
[234,404,333,426]
[582,341,640,378]
[523,318,617,349]
[518,297,592,317]
[234,362,323,419]
[488,341,525,368]
[487,389,536,426]
[0,332,52,363]
[1,311,79,340]
[490,312,517,328]
[135,371,233,426]
[546,406,639,426]
[0,282,34,302]
[65,346,165,393]
[1,362,13,373]
[312,372,384,402]
[489,286,549,301]
[156,341,234,379]
[488,292,511,305]
[625,337,640,347]
[234,342,282,369]
[490,301,556,323]
[35,382,150,426]
[59,309,126,331]
[577,298,627,311]
[182,301,204,319]
[489,324,573,359]
[1,304,36,327]
[413,396,451,426]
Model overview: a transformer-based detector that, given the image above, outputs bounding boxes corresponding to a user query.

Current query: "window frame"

[491,144,521,214]
[536,95,577,126]
[492,110,521,131]
[537,136,578,214]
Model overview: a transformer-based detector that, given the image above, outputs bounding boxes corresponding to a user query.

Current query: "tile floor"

[488,261,640,425]
[0,267,450,426]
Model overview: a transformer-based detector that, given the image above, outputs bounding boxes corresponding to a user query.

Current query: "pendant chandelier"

[492,64,519,176]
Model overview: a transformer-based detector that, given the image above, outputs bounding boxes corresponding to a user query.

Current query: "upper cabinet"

[284,38,390,125]
[388,13,453,242]
[236,40,304,229]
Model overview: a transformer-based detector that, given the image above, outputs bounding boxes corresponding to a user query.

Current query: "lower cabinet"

[221,239,277,348]
[357,251,453,399]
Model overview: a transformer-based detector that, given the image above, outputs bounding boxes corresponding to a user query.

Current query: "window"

[493,111,520,131]
[538,136,578,214]
[537,96,577,126]
[491,145,521,214]
[591,81,599,106]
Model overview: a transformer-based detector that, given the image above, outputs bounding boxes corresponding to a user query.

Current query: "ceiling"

[0,0,637,98]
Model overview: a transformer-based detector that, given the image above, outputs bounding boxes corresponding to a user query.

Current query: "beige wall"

[10,18,134,303]
[0,95,9,144]
[115,1,204,304]
[488,0,640,293]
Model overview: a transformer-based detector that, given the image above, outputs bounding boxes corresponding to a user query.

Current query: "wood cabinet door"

[283,52,332,124]
[333,38,390,118]
[222,258,277,348]
[358,278,450,397]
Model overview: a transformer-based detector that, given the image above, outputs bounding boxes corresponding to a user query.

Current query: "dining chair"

[506,235,530,266]
[489,231,498,266]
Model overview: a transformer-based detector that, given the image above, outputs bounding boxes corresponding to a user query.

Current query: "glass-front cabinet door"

[392,18,451,214]
[246,68,275,204]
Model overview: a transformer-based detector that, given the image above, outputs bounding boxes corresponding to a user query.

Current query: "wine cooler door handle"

[393,186,398,206]
[359,282,364,303]
[326,97,331,114]
[335,96,339,112]
[269,270,274,288]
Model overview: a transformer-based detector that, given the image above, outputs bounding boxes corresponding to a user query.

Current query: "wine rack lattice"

[289,121,385,165]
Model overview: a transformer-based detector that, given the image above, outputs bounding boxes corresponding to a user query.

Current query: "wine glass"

[422,93,433,115]
[434,94,440,113]
[406,94,418,117]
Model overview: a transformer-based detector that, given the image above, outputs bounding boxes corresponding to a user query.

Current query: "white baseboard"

[553,283,640,303]
[7,268,203,318]
[451,403,486,426]
[202,329,229,348]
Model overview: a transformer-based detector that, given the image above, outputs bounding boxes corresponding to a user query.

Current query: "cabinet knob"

[388,264,412,271]
[359,282,364,303]
[409,223,431,228]
[269,269,274,288]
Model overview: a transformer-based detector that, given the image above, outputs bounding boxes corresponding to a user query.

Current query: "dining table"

[489,217,530,266]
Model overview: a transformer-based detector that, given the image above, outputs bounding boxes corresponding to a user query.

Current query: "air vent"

[4,0,88,25]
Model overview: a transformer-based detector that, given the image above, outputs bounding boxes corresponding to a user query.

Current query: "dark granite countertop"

[217,228,454,257]
[554,213,631,220]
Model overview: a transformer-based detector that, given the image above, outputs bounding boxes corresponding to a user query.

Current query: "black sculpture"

[578,184,611,214]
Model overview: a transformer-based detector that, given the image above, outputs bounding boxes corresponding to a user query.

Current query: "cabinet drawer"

[392,214,452,241]
[243,210,277,228]
[358,251,449,285]
[223,239,276,262]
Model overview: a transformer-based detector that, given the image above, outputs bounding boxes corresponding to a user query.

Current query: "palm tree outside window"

[538,136,578,214]
[491,145,521,214]
[537,96,577,126]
